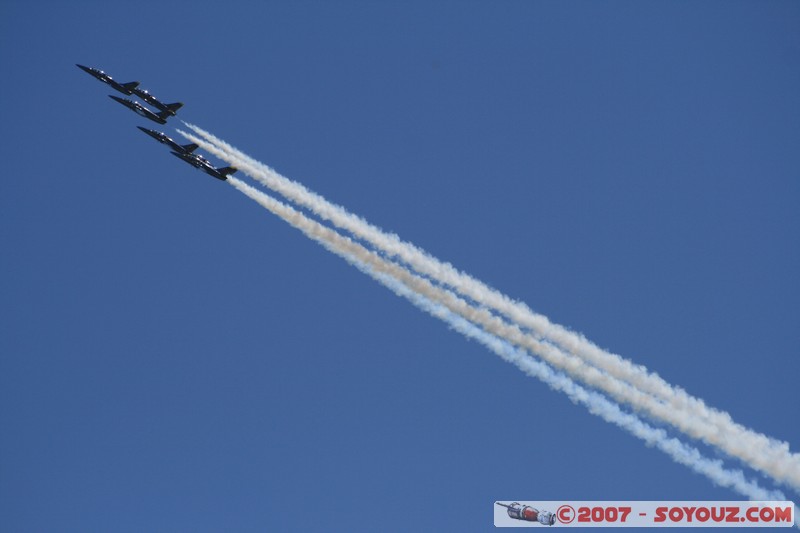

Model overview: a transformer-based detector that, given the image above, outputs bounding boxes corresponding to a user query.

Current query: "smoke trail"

[176,125,691,400]
[375,272,792,507]
[225,176,796,520]
[181,127,800,491]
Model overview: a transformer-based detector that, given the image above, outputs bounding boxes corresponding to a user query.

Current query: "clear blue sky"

[1,1,798,531]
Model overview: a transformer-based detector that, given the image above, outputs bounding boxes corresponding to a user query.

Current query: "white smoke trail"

[180,127,800,491]
[176,125,688,399]
[377,273,792,506]
[225,176,796,520]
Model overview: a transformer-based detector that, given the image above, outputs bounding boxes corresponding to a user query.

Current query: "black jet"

[138,127,198,155]
[171,151,237,181]
[76,64,140,95]
[109,95,173,125]
[131,87,183,117]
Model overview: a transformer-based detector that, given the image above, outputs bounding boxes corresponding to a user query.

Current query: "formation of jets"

[77,64,237,181]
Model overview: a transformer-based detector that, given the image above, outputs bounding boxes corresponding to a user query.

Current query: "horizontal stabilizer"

[166,102,184,113]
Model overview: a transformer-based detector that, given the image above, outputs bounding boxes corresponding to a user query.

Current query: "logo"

[494,501,795,527]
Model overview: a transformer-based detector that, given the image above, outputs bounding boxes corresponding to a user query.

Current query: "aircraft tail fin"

[166,102,184,113]
[121,81,140,91]
[218,166,237,177]
[182,143,199,154]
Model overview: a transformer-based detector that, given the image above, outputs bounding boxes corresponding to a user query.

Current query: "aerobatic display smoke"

[224,176,796,526]
[164,125,797,525]
[178,126,800,494]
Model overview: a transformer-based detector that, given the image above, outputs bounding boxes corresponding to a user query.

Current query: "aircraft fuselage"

[171,151,235,181]
[109,95,167,125]
[137,127,198,155]
[76,64,139,95]
[131,88,183,116]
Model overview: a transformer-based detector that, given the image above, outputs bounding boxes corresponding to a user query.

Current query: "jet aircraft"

[132,88,183,116]
[109,95,172,125]
[76,64,140,95]
[138,127,198,155]
[171,151,237,181]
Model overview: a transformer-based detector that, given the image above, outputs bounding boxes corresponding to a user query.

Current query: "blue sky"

[1,1,798,531]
